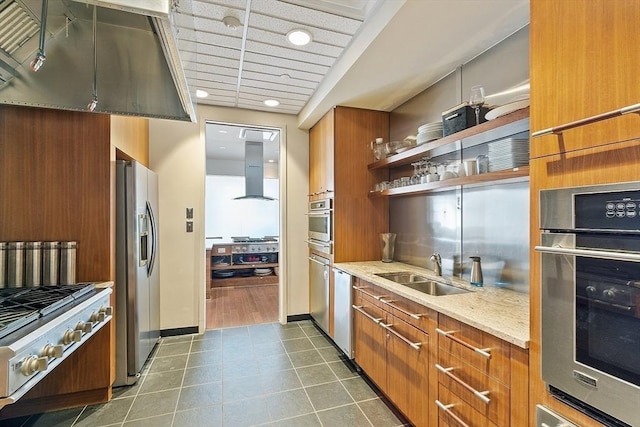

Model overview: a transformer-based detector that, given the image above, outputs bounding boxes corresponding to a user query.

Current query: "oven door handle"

[534,245,640,263]
[305,240,332,248]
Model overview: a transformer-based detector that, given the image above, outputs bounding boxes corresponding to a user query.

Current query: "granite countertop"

[333,260,530,349]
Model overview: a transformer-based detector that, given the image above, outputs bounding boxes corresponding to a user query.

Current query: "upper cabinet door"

[309,109,335,197]
[530,0,640,158]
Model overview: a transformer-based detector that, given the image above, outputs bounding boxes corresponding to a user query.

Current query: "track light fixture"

[30,0,49,72]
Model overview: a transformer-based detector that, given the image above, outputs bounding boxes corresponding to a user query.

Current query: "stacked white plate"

[416,121,443,145]
[254,268,272,276]
[487,138,529,171]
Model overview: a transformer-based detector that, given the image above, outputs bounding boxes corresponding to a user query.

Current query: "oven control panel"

[575,189,640,230]
[3,288,112,399]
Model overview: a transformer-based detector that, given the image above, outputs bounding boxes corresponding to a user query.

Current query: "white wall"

[149,105,309,332]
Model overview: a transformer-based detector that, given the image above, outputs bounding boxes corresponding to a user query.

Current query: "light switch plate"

[186,221,193,232]
[186,208,193,219]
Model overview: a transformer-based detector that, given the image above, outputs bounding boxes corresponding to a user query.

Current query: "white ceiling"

[175,0,530,130]
[205,122,280,162]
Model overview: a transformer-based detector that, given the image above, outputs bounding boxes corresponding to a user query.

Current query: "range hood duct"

[0,0,196,121]
[234,140,275,201]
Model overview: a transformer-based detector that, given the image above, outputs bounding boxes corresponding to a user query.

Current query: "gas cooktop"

[0,284,96,340]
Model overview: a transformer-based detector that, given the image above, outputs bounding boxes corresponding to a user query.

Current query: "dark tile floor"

[1,321,409,427]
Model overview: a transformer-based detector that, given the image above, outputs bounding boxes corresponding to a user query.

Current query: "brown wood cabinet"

[435,314,527,427]
[352,279,435,427]
[529,1,640,425]
[530,0,640,159]
[308,107,390,337]
[0,105,148,418]
[308,106,390,263]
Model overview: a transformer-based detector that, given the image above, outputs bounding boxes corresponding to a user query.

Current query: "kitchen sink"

[403,281,470,296]
[375,272,430,284]
[375,272,471,296]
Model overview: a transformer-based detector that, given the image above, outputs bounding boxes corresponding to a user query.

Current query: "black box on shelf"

[441,103,491,136]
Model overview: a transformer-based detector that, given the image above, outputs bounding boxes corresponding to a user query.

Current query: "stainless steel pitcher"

[470,256,483,287]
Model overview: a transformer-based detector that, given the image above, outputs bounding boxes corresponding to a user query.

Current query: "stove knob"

[602,288,618,300]
[76,321,93,334]
[20,356,48,376]
[63,329,82,345]
[90,311,105,323]
[585,285,598,297]
[242,246,248,252]
[100,306,113,316]
[41,344,64,359]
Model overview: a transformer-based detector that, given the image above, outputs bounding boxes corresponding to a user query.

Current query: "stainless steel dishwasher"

[333,268,353,358]
[309,254,330,334]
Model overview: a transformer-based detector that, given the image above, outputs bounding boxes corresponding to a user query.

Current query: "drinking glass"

[469,85,485,125]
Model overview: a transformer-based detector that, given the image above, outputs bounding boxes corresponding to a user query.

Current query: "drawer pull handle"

[435,400,470,427]
[352,305,382,324]
[435,364,491,404]
[381,323,422,351]
[353,286,388,300]
[379,298,424,319]
[436,328,491,359]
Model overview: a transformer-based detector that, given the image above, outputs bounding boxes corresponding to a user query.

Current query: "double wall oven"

[307,199,332,335]
[537,182,640,427]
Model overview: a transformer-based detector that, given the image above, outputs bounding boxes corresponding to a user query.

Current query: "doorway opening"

[204,121,281,329]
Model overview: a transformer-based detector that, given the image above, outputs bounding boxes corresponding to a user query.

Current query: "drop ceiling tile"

[194,29,243,50]
[235,85,310,102]
[193,62,239,78]
[247,14,355,47]
[240,78,314,95]
[244,40,336,66]
[243,51,330,75]
[192,0,247,14]
[196,73,238,86]
[245,27,345,57]
[241,70,318,90]
[241,61,323,83]
[249,0,363,33]
[195,45,242,62]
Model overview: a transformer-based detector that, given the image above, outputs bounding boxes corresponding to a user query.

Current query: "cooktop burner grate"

[0,284,96,339]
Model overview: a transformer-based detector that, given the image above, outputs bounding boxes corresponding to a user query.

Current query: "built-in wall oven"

[536,182,640,427]
[307,199,332,254]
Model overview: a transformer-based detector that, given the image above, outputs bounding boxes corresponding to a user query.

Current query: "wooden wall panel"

[0,105,112,282]
[110,115,149,166]
[333,106,389,263]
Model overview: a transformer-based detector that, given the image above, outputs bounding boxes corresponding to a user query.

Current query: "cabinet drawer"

[437,350,509,427]
[380,293,435,333]
[437,315,510,384]
[353,291,385,324]
[436,385,499,427]
[353,279,390,308]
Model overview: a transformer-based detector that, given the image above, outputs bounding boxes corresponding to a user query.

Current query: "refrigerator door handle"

[146,201,158,277]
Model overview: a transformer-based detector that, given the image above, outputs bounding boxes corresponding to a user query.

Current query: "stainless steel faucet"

[430,253,442,276]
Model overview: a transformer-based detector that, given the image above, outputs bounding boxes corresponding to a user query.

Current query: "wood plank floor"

[206,284,279,330]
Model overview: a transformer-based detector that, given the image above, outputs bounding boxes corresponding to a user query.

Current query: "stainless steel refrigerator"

[115,160,160,386]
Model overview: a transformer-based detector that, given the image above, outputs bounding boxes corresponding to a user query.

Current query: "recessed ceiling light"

[219,146,226,150]
[264,99,280,107]
[219,130,227,134]
[196,89,209,98]
[268,159,275,163]
[287,29,311,46]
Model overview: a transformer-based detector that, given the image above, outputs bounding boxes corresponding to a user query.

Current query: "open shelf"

[369,167,530,198]
[368,107,530,170]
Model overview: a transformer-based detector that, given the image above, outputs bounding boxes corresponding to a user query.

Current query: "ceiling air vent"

[0,1,39,55]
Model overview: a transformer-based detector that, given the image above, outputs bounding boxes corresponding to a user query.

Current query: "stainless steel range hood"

[0,0,196,121]
[234,138,275,201]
